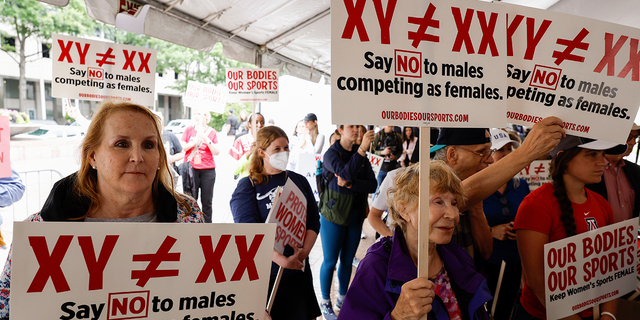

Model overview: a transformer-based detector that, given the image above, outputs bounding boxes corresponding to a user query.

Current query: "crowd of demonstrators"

[482,129,530,320]
[181,107,220,223]
[318,125,377,320]
[229,112,265,161]
[513,136,625,320]
[0,101,203,318]
[372,126,403,198]
[398,127,419,167]
[230,126,321,320]
[587,123,640,222]
[339,162,492,320]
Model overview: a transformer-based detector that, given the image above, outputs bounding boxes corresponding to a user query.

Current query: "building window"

[5,79,36,100]
[174,71,179,80]
[42,43,50,58]
[5,79,19,99]
[1,35,15,53]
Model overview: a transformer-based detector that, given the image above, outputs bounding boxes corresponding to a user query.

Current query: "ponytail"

[549,147,582,237]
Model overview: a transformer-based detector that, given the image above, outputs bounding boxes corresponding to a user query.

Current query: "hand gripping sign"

[265,179,307,255]
[544,218,638,319]
[52,34,157,106]
[10,222,275,320]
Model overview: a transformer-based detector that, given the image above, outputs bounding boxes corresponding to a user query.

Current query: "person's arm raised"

[461,116,565,211]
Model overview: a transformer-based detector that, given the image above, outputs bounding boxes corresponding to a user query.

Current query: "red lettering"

[27,235,73,293]
[617,38,640,81]
[123,50,137,71]
[372,0,397,44]
[196,235,231,283]
[524,17,552,60]
[137,52,152,73]
[231,235,264,281]
[75,42,90,65]
[78,235,119,291]
[57,39,74,63]
[593,33,628,76]
[408,3,439,48]
[341,0,369,41]
[451,7,474,54]
[477,11,499,56]
[506,14,524,57]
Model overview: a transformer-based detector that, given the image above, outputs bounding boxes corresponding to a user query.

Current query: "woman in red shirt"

[181,108,220,222]
[513,135,626,320]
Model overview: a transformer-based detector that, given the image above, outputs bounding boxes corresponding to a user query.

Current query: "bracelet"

[601,312,616,320]
[358,147,366,154]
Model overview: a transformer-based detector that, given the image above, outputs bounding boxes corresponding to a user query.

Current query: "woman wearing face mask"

[230,126,321,320]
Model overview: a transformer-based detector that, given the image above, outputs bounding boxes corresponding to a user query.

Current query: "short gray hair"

[432,147,449,161]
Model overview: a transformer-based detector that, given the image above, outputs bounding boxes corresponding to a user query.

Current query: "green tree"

[0,0,97,113]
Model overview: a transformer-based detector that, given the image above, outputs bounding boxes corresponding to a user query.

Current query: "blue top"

[0,165,25,208]
[482,178,530,264]
[338,228,492,320]
[230,170,320,277]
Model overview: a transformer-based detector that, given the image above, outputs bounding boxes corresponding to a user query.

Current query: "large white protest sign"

[505,4,640,143]
[52,34,157,106]
[227,68,279,102]
[331,0,507,128]
[516,160,551,191]
[183,80,229,114]
[296,153,321,202]
[11,222,275,320]
[544,218,638,319]
[266,179,307,255]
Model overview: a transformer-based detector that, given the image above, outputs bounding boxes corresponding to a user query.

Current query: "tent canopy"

[36,0,640,84]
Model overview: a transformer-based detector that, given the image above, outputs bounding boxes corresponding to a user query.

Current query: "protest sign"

[544,218,638,319]
[266,179,307,255]
[516,160,551,190]
[296,153,321,202]
[367,152,384,177]
[226,68,279,102]
[505,4,640,143]
[11,222,275,320]
[0,116,10,178]
[331,0,507,128]
[183,80,229,114]
[52,34,157,106]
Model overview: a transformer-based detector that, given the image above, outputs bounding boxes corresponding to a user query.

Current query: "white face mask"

[266,151,289,171]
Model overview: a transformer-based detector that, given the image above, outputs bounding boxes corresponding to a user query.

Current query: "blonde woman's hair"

[387,161,467,232]
[248,126,289,185]
[74,100,190,219]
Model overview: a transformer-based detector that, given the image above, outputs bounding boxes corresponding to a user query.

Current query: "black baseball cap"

[430,128,491,153]
[550,135,627,157]
[303,113,317,121]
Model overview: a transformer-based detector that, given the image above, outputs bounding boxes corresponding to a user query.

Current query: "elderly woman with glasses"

[481,129,530,320]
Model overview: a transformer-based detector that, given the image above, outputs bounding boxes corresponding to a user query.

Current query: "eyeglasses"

[500,195,510,216]
[457,146,495,162]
